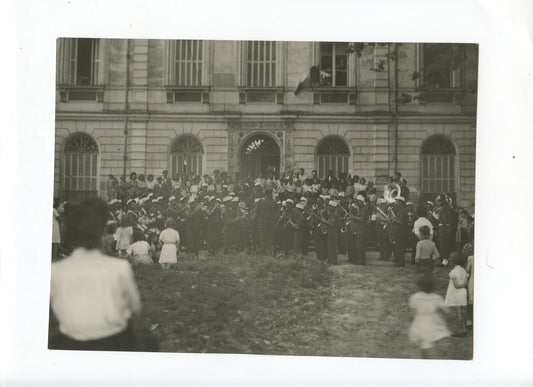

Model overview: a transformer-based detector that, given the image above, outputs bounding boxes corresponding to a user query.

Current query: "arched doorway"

[240,134,280,179]
[170,135,204,178]
[62,132,99,201]
[420,134,457,204]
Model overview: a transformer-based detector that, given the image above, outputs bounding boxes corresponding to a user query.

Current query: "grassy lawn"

[49,251,472,360]
[130,252,472,359]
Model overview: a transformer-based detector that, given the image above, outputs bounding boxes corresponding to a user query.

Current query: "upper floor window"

[245,41,277,87]
[421,43,463,89]
[57,38,102,85]
[319,42,349,87]
[173,40,203,86]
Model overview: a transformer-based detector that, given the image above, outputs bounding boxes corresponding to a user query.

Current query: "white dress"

[444,265,468,306]
[408,292,450,349]
[158,228,180,264]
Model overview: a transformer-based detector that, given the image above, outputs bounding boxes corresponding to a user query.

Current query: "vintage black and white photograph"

[47,38,479,360]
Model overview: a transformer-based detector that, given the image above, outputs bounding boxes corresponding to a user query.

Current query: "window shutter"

[68,39,77,85]
[91,39,100,85]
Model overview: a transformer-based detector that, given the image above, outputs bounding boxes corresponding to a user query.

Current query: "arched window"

[63,133,99,201]
[316,136,350,179]
[170,135,204,177]
[420,135,456,202]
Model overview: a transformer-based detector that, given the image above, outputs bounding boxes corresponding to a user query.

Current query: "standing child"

[444,251,469,337]
[114,216,133,258]
[127,229,153,265]
[463,243,474,328]
[414,225,440,273]
[158,217,180,269]
[408,273,450,358]
[101,223,116,257]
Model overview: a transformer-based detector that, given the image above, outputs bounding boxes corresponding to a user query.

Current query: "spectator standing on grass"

[158,217,180,269]
[408,273,450,359]
[414,225,439,273]
[114,216,133,259]
[444,252,469,337]
[463,243,474,329]
[50,198,149,351]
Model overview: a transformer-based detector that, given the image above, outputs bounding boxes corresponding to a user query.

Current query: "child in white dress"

[408,273,450,358]
[444,252,468,337]
[158,217,180,269]
[114,217,133,258]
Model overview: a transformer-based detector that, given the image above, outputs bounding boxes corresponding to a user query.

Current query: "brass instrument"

[304,208,328,235]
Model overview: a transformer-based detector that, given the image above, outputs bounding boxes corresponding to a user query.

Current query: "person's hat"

[147,193,154,198]
[127,199,136,206]
[108,199,119,205]
[238,202,247,209]
[406,201,413,206]
[222,184,228,189]
[139,197,148,204]
[338,192,345,197]
[356,195,365,202]
[318,195,327,200]
[276,201,282,205]
[209,196,216,201]
[157,196,164,201]
[296,203,305,210]
[254,181,261,186]
[377,198,386,204]
[281,201,287,207]
[229,192,235,197]
[329,200,338,207]
[286,199,294,204]
[231,197,239,202]
[152,198,159,203]
[168,195,176,201]
[300,196,308,202]
[254,198,261,203]
[223,196,232,203]
[396,196,405,202]
[202,183,208,187]
[216,198,223,203]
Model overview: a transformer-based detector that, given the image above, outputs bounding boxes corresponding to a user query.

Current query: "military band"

[98,179,471,269]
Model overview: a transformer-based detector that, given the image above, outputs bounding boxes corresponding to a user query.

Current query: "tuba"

[384,182,401,203]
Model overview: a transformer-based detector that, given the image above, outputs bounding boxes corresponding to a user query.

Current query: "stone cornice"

[55,111,476,125]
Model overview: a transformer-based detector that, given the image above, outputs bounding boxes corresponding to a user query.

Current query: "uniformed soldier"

[288,202,307,256]
[222,196,237,252]
[324,200,340,265]
[432,193,456,266]
[186,196,204,256]
[313,196,328,262]
[353,195,369,265]
[206,197,223,254]
[375,198,392,261]
[389,196,408,267]
[256,189,278,254]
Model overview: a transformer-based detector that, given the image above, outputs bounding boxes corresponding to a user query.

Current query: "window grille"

[420,135,456,201]
[316,136,350,179]
[245,41,276,87]
[170,135,204,177]
[63,133,99,200]
[173,40,203,86]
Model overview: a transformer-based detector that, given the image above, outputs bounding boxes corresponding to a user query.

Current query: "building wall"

[55,39,477,207]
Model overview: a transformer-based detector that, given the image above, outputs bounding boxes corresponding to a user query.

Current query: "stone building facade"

[55,39,477,207]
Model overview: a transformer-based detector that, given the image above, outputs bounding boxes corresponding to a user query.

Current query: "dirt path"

[307,252,472,359]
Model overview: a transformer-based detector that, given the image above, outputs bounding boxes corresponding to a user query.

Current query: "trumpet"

[304,208,328,235]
